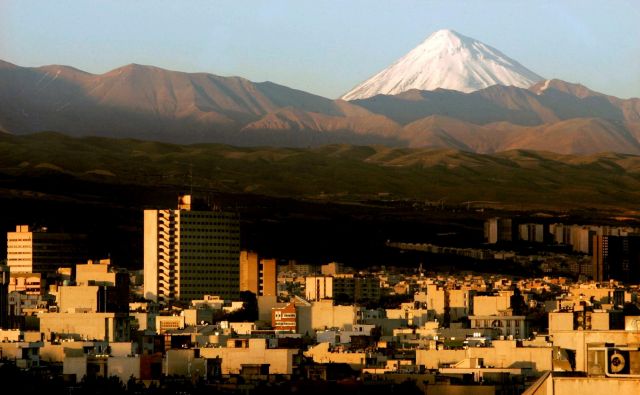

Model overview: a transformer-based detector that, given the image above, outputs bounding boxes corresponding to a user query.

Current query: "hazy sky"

[1,1,638,99]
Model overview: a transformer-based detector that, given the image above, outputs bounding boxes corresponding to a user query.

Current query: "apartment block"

[484,218,513,243]
[305,275,380,302]
[144,195,240,304]
[239,251,276,296]
[592,235,640,283]
[7,225,87,275]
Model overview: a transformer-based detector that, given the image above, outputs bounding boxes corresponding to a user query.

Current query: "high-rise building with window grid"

[144,195,240,304]
[592,235,640,283]
[7,225,87,275]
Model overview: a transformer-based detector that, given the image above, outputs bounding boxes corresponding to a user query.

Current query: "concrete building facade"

[239,251,276,296]
[305,276,333,301]
[469,315,528,338]
[199,338,297,375]
[305,275,380,302]
[416,340,552,373]
[144,195,240,304]
[39,312,130,342]
[7,225,87,275]
[592,235,640,283]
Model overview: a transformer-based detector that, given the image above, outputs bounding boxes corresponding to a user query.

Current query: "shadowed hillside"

[2,132,640,210]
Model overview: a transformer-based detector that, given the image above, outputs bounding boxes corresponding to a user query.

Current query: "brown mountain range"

[1,59,639,154]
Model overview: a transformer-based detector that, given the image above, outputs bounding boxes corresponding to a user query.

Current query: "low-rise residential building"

[199,338,298,375]
[469,314,528,339]
[39,312,130,342]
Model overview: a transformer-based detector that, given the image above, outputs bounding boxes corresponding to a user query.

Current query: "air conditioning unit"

[587,345,640,377]
[608,348,630,375]
[605,347,640,377]
[575,314,584,330]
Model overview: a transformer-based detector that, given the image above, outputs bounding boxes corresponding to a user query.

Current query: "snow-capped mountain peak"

[341,29,543,100]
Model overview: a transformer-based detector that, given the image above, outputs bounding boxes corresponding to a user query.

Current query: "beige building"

[239,251,276,296]
[55,261,129,314]
[39,312,130,342]
[566,284,627,306]
[40,340,107,363]
[426,284,473,322]
[571,226,593,254]
[8,272,42,294]
[200,338,298,375]
[155,315,185,333]
[473,292,512,316]
[416,340,553,374]
[75,259,119,286]
[306,276,333,301]
[469,314,528,338]
[386,302,431,326]
[305,342,374,369]
[58,285,101,313]
[549,328,640,373]
[62,343,144,383]
[304,299,360,332]
[549,310,624,332]
[7,225,87,274]
[321,262,344,276]
[524,371,640,395]
[144,195,240,304]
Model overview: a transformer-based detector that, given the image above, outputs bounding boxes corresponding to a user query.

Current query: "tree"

[225,291,258,321]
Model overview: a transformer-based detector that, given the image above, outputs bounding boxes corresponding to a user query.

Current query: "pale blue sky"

[1,1,638,98]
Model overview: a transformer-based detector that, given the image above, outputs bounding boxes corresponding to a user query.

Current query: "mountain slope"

[353,82,640,127]
[400,116,640,154]
[497,118,640,154]
[530,79,640,123]
[0,62,360,143]
[3,132,640,210]
[402,115,509,152]
[1,59,640,154]
[342,29,543,100]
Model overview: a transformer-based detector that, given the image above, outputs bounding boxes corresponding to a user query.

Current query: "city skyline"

[1,0,639,99]
[2,192,640,393]
[3,2,640,393]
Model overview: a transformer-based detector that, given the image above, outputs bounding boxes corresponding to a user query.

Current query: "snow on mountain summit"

[341,29,543,100]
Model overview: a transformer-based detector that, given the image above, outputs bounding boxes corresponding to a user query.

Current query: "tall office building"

[593,235,640,283]
[239,251,276,296]
[6,225,88,275]
[144,195,240,304]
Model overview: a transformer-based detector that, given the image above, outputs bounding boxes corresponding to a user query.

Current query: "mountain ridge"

[1,58,639,154]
